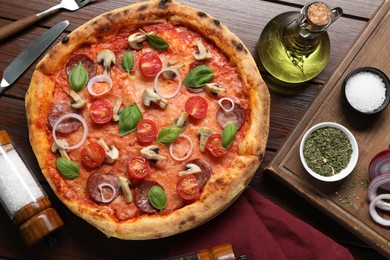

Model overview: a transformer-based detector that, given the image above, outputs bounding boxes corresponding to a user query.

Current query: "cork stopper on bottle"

[306,2,332,27]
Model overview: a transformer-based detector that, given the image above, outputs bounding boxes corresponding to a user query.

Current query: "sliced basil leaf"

[148,185,167,213]
[157,125,181,145]
[146,34,169,51]
[69,63,88,91]
[222,123,238,149]
[56,157,80,179]
[122,52,134,73]
[119,103,143,136]
[183,65,214,88]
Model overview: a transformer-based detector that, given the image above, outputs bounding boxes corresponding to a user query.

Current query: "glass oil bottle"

[258,1,342,83]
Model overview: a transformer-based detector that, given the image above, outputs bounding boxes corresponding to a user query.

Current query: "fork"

[0,0,92,41]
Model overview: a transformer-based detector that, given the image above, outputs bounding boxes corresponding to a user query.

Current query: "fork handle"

[0,14,42,42]
[0,3,61,42]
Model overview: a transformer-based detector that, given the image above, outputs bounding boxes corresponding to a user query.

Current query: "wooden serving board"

[266,0,390,257]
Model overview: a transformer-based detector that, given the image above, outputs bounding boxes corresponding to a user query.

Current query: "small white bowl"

[299,122,359,182]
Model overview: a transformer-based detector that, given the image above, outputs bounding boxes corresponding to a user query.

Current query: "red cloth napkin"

[169,188,353,259]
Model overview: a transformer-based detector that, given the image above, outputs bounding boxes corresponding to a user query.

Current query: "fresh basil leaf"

[183,65,214,88]
[56,158,80,179]
[157,125,181,145]
[119,103,143,136]
[69,63,88,91]
[145,34,169,51]
[222,123,238,148]
[122,52,134,73]
[148,185,167,213]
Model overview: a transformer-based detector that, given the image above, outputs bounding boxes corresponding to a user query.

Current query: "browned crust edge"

[26,0,270,240]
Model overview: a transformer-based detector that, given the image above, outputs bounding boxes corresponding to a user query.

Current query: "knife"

[0,20,69,94]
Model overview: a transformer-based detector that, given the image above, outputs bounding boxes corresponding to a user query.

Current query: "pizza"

[25,0,270,239]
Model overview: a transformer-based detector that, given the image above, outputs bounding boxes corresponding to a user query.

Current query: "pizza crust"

[26,0,270,240]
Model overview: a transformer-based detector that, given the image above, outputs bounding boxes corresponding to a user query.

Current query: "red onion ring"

[98,182,117,203]
[154,67,182,99]
[369,154,390,191]
[52,113,88,150]
[218,97,235,113]
[87,74,113,97]
[369,194,390,226]
[169,134,193,161]
[368,174,390,210]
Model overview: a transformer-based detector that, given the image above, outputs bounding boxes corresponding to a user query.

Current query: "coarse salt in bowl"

[343,67,390,114]
[299,122,359,182]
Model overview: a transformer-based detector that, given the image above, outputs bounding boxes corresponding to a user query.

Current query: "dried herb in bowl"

[303,127,352,176]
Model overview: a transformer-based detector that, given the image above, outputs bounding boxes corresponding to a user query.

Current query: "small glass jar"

[0,130,63,246]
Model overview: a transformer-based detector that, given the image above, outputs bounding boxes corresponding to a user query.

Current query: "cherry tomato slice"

[136,119,158,144]
[80,142,106,168]
[127,156,151,180]
[205,134,227,157]
[139,52,162,78]
[185,96,208,119]
[90,99,113,124]
[176,174,200,201]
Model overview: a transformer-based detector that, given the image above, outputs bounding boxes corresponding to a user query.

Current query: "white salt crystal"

[0,144,45,217]
[345,71,386,113]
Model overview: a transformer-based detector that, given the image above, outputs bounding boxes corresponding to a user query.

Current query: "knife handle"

[0,14,40,42]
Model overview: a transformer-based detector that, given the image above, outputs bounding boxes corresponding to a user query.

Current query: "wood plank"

[283,0,383,18]
[266,0,390,257]
[0,0,386,259]
[0,0,381,21]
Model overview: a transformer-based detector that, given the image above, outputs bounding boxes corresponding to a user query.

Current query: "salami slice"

[48,102,81,133]
[216,104,246,129]
[134,180,161,213]
[187,158,212,189]
[66,54,97,78]
[186,86,205,93]
[87,173,119,203]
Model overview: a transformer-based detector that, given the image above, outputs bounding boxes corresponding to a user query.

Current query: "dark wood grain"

[0,0,386,259]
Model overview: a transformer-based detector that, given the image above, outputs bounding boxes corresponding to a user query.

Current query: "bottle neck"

[281,19,322,57]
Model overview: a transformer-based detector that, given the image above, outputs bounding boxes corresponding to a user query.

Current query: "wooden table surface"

[0,0,387,259]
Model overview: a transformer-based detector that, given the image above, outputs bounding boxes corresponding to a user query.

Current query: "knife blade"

[0,20,69,94]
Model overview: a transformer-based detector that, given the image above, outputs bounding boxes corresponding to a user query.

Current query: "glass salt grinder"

[258,1,343,83]
[0,130,63,246]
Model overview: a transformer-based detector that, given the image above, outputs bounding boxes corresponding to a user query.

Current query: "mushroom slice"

[97,50,116,77]
[51,139,70,160]
[193,38,212,60]
[118,176,133,203]
[162,63,184,79]
[205,83,226,98]
[112,98,123,122]
[142,88,168,109]
[128,32,146,50]
[172,112,188,130]
[69,89,87,109]
[178,163,202,177]
[140,145,167,162]
[197,127,213,152]
[97,138,119,164]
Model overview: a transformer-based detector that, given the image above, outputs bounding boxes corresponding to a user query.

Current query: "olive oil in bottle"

[258,2,342,83]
